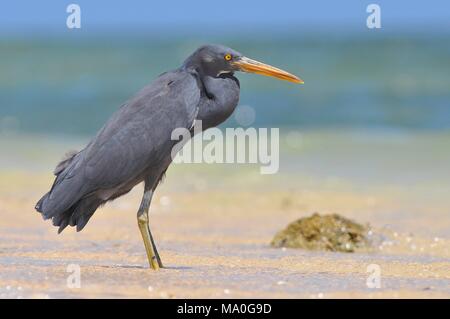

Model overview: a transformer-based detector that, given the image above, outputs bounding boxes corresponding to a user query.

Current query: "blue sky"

[0,0,449,35]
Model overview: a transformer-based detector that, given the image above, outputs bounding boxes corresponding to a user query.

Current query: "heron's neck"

[195,74,240,130]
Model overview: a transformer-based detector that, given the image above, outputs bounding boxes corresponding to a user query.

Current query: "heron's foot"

[148,254,160,270]
[146,243,163,270]
[149,230,164,269]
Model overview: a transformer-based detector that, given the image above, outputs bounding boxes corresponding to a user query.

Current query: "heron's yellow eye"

[224,54,232,61]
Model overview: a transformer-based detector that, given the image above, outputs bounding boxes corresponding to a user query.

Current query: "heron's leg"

[137,187,163,270]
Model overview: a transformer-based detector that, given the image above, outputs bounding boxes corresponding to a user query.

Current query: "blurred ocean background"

[0,0,449,188]
[1,34,450,135]
[1,0,449,136]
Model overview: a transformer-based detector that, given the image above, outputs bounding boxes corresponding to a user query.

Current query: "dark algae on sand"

[271,213,371,252]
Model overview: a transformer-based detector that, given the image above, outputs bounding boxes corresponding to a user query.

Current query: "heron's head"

[183,44,303,84]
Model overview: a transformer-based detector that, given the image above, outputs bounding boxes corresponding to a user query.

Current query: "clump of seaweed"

[271,213,371,252]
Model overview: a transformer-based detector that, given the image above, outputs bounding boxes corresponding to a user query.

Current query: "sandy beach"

[0,132,449,298]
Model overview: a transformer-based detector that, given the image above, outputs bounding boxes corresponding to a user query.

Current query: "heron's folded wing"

[74,70,201,191]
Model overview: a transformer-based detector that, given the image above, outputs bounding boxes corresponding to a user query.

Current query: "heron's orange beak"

[233,56,303,84]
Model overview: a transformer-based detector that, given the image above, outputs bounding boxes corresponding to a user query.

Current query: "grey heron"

[35,44,303,270]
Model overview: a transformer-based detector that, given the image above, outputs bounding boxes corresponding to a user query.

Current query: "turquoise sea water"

[0,33,449,136]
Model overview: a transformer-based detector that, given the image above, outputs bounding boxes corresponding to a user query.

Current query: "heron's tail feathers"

[35,192,49,213]
[36,194,104,233]
[35,149,103,233]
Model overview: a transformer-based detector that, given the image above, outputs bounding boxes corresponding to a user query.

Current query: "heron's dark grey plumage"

[36,44,241,233]
[35,44,302,269]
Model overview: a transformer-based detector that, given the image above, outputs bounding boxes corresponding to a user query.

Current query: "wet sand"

[0,132,449,298]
